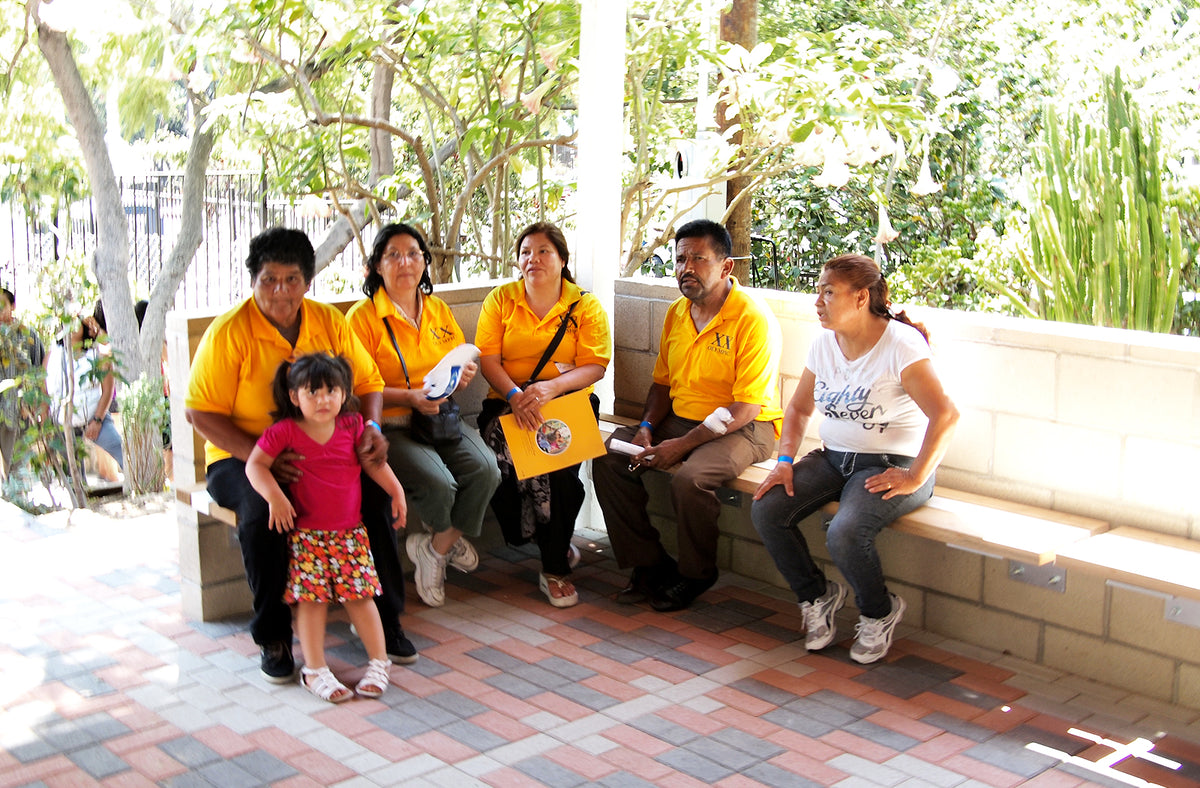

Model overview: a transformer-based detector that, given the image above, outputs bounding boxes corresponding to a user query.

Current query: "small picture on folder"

[500,389,606,480]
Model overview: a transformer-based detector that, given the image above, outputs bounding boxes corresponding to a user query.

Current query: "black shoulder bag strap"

[382,317,413,389]
[523,295,584,389]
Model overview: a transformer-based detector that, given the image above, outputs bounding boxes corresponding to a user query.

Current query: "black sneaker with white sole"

[384,625,419,665]
[260,641,296,684]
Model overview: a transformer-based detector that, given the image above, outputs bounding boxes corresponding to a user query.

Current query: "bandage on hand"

[702,407,734,435]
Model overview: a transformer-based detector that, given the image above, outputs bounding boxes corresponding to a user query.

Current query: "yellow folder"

[500,389,606,480]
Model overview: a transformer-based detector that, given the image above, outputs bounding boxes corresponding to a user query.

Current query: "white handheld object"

[608,438,645,457]
[423,343,480,400]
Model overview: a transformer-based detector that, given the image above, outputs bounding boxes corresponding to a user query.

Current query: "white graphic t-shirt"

[807,319,931,456]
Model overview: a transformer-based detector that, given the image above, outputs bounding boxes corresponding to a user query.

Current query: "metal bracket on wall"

[715,487,740,506]
[1008,560,1067,593]
[1164,596,1200,630]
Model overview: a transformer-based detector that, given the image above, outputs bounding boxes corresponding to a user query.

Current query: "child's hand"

[389,484,407,530]
[268,495,296,532]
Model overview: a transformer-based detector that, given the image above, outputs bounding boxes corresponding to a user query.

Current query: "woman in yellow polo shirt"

[347,223,500,609]
[476,222,612,608]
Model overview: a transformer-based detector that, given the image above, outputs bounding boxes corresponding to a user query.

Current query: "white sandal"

[356,658,391,699]
[539,573,579,608]
[300,665,352,704]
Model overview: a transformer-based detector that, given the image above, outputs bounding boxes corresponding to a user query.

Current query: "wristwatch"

[91,415,104,424]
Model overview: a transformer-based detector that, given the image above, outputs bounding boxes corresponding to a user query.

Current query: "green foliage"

[204,0,581,281]
[749,0,1200,335]
[119,374,167,495]
[1,360,87,513]
[744,2,1022,282]
[1013,70,1184,332]
[621,2,933,275]
[1170,183,1200,335]
[889,230,1026,314]
[3,0,1197,341]
[21,253,104,510]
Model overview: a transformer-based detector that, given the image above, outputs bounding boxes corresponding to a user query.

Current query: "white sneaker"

[850,593,906,664]
[406,533,448,607]
[799,580,847,651]
[447,537,479,573]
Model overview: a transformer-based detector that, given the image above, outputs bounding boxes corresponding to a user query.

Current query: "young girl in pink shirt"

[247,352,407,703]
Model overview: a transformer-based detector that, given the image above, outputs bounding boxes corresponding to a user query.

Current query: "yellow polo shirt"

[476,279,612,399]
[654,277,783,434]
[187,296,384,467]
[347,289,464,420]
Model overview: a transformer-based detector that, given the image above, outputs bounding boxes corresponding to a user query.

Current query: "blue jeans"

[92,413,124,470]
[750,448,934,619]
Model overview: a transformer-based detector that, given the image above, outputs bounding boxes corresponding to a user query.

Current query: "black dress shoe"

[260,642,296,684]
[616,557,678,605]
[617,567,656,604]
[650,574,717,612]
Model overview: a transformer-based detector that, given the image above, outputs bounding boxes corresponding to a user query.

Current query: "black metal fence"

[1,171,379,312]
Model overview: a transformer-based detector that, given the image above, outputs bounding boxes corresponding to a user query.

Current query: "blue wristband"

[505,386,521,401]
[366,419,381,432]
[776,455,794,465]
[639,420,652,431]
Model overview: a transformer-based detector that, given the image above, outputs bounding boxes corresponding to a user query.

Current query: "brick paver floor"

[3,496,1199,787]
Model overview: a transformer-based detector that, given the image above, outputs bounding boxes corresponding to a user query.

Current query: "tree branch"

[144,93,215,370]
[35,12,143,380]
[445,132,578,261]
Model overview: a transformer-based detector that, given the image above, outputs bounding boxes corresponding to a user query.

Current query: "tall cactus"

[1015,69,1183,333]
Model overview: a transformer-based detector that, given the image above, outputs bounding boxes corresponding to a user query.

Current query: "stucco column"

[575,0,625,397]
[575,0,626,534]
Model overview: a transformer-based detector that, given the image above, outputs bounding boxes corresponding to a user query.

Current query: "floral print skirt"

[284,525,381,604]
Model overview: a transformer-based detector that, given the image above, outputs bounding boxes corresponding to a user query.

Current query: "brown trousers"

[593,415,774,580]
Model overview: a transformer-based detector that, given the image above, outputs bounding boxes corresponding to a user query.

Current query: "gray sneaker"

[406,533,448,607]
[850,593,906,664]
[447,537,479,573]
[799,580,847,651]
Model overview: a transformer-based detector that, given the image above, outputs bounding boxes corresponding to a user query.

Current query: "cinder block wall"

[612,277,1200,709]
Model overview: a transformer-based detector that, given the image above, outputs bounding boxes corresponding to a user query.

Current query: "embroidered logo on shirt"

[429,325,457,344]
[709,332,732,354]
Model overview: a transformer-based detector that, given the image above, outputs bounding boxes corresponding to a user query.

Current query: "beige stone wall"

[610,276,1200,709]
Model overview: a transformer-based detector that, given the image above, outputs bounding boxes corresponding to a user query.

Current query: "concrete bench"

[175,482,237,527]
[1056,527,1200,602]
[597,414,1109,567]
[173,317,1130,593]
[597,414,1200,656]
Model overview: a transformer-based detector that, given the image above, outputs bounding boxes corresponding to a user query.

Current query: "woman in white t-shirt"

[751,254,958,665]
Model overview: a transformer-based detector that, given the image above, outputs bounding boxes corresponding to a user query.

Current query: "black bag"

[383,316,463,446]
[410,397,463,447]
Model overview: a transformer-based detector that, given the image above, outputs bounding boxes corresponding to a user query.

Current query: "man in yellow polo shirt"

[594,219,782,611]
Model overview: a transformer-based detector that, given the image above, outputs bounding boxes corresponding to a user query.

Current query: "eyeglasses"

[382,250,426,263]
